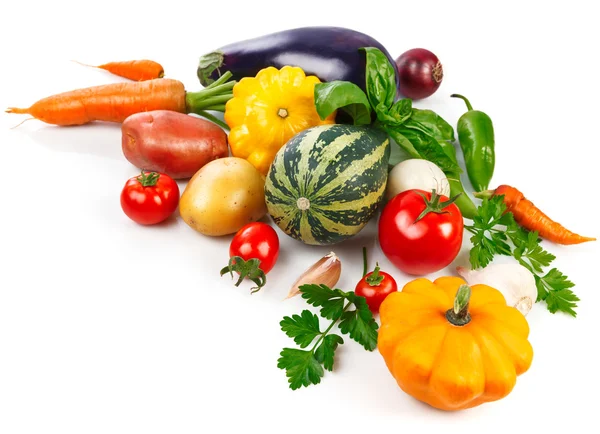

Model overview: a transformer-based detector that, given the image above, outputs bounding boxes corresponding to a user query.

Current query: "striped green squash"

[264,124,390,246]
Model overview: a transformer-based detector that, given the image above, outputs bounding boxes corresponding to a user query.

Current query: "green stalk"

[310,302,352,353]
[445,284,472,326]
[185,71,236,114]
[196,111,229,131]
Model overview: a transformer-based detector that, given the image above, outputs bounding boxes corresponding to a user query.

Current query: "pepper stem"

[445,284,472,326]
[450,94,474,111]
[473,189,495,200]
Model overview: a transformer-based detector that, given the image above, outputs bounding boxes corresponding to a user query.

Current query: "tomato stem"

[414,189,462,223]
[362,246,368,277]
[365,263,384,286]
[136,170,160,187]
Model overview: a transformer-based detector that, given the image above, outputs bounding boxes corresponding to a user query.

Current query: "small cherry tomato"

[355,264,398,313]
[220,222,280,293]
[120,170,179,225]
[378,189,463,275]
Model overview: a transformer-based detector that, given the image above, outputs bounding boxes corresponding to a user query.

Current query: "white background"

[1,1,599,433]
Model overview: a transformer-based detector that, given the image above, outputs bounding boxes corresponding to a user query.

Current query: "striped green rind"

[265,124,390,246]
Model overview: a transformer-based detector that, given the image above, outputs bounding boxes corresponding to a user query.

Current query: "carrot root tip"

[6,107,29,114]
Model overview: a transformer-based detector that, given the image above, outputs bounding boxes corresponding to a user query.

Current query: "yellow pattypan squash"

[224,66,336,175]
[378,276,534,411]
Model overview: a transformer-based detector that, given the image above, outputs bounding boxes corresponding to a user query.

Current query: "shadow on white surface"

[21,122,124,161]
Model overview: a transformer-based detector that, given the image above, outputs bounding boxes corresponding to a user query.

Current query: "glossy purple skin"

[198,27,399,94]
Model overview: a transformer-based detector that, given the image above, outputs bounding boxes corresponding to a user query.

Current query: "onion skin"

[395,48,443,100]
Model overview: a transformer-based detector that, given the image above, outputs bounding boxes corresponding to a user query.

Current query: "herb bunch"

[278,284,378,390]
[466,195,579,316]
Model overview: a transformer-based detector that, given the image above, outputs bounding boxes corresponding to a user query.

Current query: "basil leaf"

[376,99,412,127]
[406,109,456,142]
[360,47,397,115]
[314,81,372,126]
[384,127,420,159]
[394,128,461,174]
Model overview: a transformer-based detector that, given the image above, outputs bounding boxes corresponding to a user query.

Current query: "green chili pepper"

[451,94,495,192]
[438,140,478,220]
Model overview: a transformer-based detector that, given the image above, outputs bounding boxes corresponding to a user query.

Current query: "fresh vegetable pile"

[7,26,595,412]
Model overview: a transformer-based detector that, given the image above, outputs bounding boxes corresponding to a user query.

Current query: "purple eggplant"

[197,26,398,94]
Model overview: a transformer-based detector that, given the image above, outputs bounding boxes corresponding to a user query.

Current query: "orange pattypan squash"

[224,66,336,176]
[378,276,534,411]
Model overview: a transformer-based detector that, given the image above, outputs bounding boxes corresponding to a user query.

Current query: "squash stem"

[446,284,472,326]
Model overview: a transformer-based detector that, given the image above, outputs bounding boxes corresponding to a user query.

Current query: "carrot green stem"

[185,71,236,114]
[450,94,474,111]
[196,111,229,131]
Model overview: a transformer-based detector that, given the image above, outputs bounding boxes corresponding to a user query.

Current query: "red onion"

[395,48,444,100]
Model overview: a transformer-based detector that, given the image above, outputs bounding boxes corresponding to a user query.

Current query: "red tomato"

[120,170,180,225]
[230,222,280,274]
[378,189,463,275]
[355,265,398,313]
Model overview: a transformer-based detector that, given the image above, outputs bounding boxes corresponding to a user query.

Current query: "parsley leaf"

[280,310,322,348]
[278,284,379,389]
[277,349,324,390]
[338,294,379,351]
[544,288,580,317]
[300,284,346,320]
[466,196,579,317]
[314,334,344,371]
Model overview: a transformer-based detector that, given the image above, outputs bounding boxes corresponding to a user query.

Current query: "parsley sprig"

[465,195,579,317]
[277,284,379,390]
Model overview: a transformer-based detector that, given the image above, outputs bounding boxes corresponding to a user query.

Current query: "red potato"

[121,110,229,179]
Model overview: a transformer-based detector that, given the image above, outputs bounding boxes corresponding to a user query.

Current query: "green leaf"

[377,99,413,127]
[514,231,556,273]
[535,275,549,302]
[277,348,324,390]
[545,288,580,317]
[314,334,344,371]
[280,310,322,348]
[338,294,379,351]
[385,128,421,159]
[300,284,347,320]
[407,108,456,142]
[395,128,461,174]
[314,81,372,126]
[542,268,575,291]
[390,99,413,122]
[469,232,496,269]
[360,47,397,115]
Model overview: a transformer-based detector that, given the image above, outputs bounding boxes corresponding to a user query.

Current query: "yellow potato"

[179,157,267,236]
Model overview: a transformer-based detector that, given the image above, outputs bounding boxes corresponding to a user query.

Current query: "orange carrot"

[6,72,236,127]
[475,185,596,245]
[74,59,165,81]
[6,79,186,126]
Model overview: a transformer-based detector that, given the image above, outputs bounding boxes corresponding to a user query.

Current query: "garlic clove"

[286,252,342,299]
[457,263,537,316]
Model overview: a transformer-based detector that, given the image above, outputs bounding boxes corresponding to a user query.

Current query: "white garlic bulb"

[457,263,537,316]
